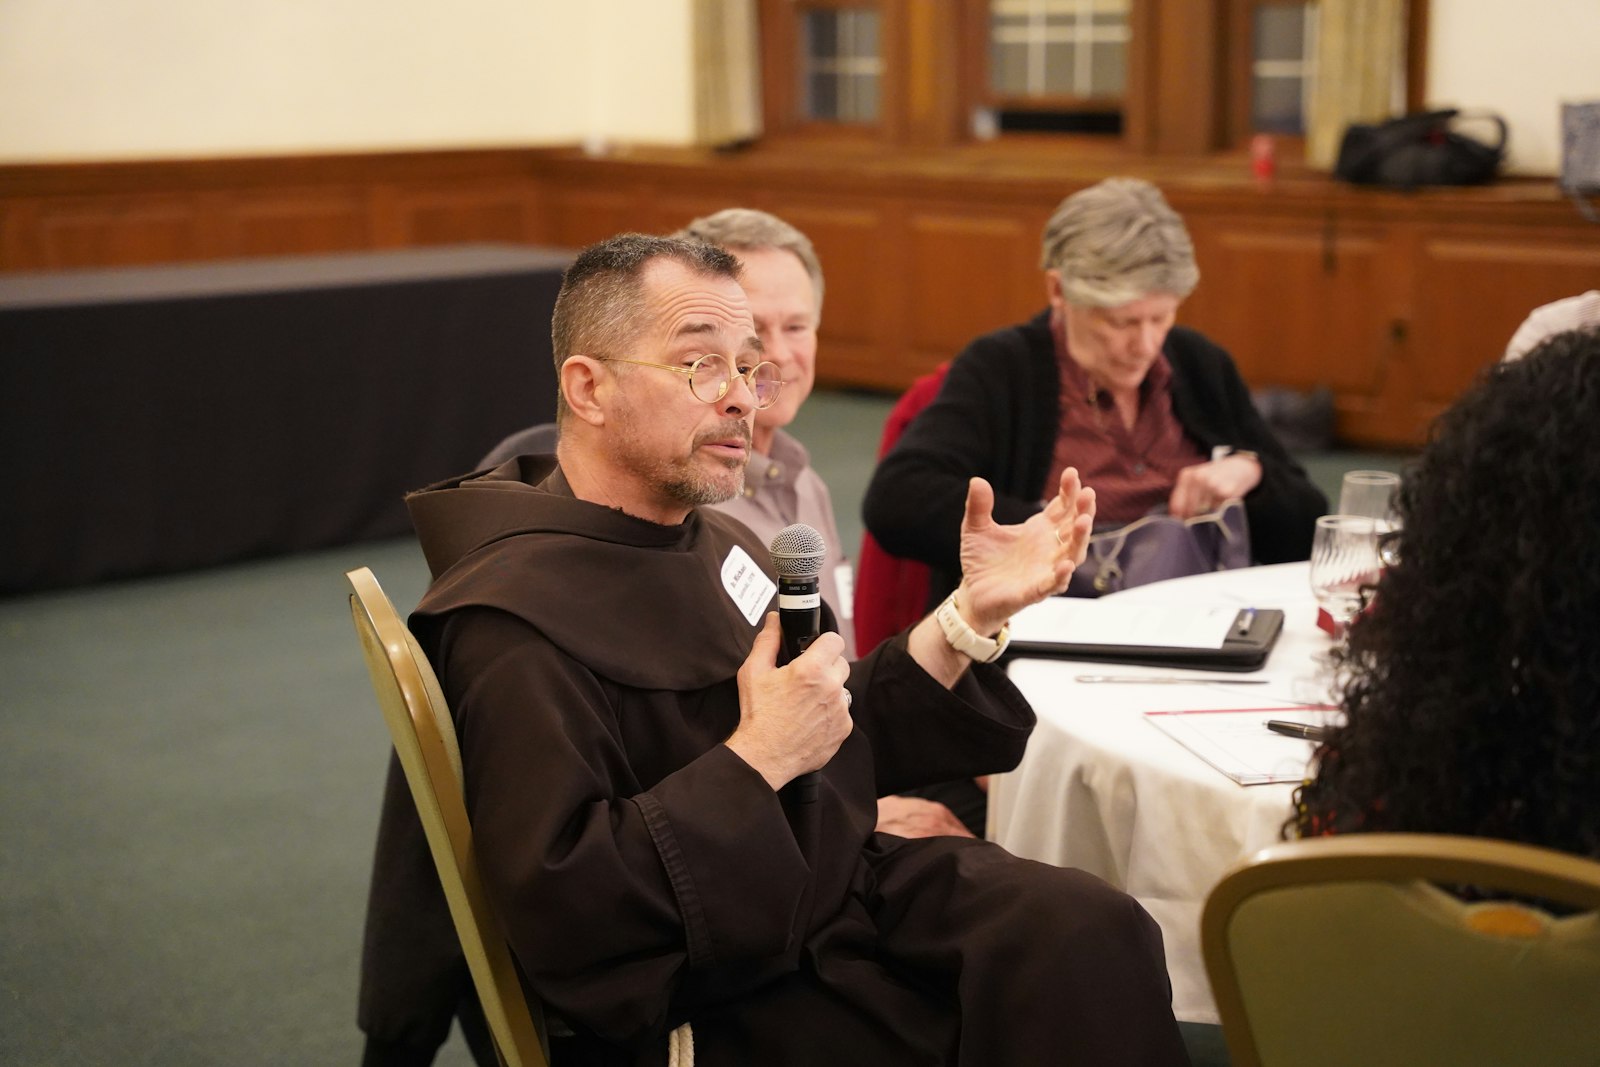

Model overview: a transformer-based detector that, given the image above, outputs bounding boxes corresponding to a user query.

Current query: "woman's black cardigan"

[862,311,1328,608]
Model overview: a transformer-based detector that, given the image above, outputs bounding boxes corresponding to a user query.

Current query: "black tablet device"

[1005,607,1285,672]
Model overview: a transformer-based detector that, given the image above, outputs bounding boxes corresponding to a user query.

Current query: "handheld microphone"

[769,523,827,804]
[769,522,826,663]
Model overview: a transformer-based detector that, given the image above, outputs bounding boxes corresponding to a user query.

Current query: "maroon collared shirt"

[1045,334,1207,525]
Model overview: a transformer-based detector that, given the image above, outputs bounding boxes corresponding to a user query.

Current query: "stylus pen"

[1265,719,1332,742]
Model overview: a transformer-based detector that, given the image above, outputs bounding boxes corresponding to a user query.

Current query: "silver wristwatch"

[935,590,1011,664]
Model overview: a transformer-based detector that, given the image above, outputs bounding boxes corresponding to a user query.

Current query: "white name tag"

[721,545,777,625]
[834,561,855,620]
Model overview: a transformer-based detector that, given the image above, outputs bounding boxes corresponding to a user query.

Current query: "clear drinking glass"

[1337,470,1401,533]
[1309,515,1382,631]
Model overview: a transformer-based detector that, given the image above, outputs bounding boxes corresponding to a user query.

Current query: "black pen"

[1265,719,1331,742]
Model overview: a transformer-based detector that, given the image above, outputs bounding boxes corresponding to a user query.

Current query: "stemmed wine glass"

[1338,470,1400,533]
[1309,514,1383,634]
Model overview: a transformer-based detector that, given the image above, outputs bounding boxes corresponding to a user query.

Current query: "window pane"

[845,73,881,123]
[1254,4,1307,63]
[850,7,880,56]
[1041,43,1078,96]
[992,41,1031,96]
[808,11,840,60]
[989,0,1129,100]
[808,73,839,119]
[801,8,882,123]
[1250,2,1314,135]
[1252,76,1304,134]
[1088,40,1125,96]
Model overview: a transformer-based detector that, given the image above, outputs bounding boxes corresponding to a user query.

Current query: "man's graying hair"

[550,233,742,423]
[1040,178,1200,308]
[675,208,825,319]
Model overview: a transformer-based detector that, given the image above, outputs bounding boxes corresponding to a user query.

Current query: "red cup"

[1250,134,1276,181]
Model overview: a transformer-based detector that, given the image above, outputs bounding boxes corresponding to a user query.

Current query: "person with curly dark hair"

[1292,326,1600,862]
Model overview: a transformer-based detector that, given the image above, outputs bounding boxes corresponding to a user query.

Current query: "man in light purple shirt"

[678,209,971,841]
[675,209,856,658]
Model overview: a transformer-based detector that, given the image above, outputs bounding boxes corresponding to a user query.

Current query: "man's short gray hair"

[1039,178,1200,308]
[675,208,824,319]
[549,233,742,424]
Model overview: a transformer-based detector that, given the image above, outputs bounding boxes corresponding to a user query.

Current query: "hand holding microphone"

[725,524,852,796]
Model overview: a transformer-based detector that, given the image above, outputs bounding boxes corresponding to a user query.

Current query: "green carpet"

[0,536,442,1066]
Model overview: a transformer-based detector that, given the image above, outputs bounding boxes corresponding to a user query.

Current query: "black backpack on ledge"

[1334,109,1507,190]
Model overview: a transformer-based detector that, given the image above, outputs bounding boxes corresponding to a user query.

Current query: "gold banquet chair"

[347,566,550,1067]
[1201,833,1600,1067]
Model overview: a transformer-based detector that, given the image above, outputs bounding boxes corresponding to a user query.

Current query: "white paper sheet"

[1008,599,1240,650]
[1142,707,1343,785]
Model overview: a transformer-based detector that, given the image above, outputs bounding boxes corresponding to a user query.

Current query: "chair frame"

[348,566,549,1067]
[1202,832,1600,1067]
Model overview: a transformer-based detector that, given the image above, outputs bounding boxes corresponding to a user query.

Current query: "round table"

[989,561,1333,1024]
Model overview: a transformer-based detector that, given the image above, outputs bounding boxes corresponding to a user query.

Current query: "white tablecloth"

[990,562,1330,1024]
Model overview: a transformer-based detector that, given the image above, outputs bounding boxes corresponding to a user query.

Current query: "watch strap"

[935,590,1011,664]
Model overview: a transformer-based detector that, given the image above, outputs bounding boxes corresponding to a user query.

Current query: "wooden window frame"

[974,0,1136,116]
[757,0,1427,157]
[759,0,901,143]
[960,0,1222,154]
[1222,0,1431,159]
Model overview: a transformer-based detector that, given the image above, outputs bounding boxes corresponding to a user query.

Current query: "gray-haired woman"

[864,177,1326,614]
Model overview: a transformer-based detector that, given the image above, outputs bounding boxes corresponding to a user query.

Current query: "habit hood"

[406,455,776,691]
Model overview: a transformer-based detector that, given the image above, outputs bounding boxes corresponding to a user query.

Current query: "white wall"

[1426,0,1600,175]
[0,1,1594,172]
[0,0,695,162]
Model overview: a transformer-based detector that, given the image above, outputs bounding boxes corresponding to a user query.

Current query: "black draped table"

[0,244,572,595]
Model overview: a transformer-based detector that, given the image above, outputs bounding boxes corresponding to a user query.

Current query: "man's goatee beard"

[669,418,751,506]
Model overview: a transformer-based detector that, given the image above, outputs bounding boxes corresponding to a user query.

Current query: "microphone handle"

[778,607,820,662]
[776,574,822,804]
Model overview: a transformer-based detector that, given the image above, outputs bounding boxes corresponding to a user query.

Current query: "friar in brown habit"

[374,233,1189,1066]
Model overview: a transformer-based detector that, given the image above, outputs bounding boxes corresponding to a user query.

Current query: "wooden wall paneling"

[899,0,965,148]
[388,182,545,247]
[1409,228,1600,411]
[767,199,899,387]
[641,192,764,237]
[14,195,209,270]
[904,207,1036,372]
[3,149,1595,450]
[1173,214,1391,385]
[1334,220,1423,447]
[0,199,50,270]
[222,187,374,257]
[0,200,22,269]
[543,186,651,250]
[1144,0,1224,154]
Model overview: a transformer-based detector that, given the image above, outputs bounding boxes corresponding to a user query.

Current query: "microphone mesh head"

[768,523,826,578]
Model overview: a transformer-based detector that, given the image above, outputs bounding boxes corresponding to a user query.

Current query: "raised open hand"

[956,468,1096,635]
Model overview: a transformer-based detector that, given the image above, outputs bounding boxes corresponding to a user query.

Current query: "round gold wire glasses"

[596,353,784,410]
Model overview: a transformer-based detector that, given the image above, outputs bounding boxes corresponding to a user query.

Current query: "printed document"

[1144,707,1342,785]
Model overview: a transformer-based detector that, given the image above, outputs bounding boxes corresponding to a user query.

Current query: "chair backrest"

[1202,833,1600,1067]
[853,362,949,654]
[481,422,560,468]
[347,566,549,1067]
